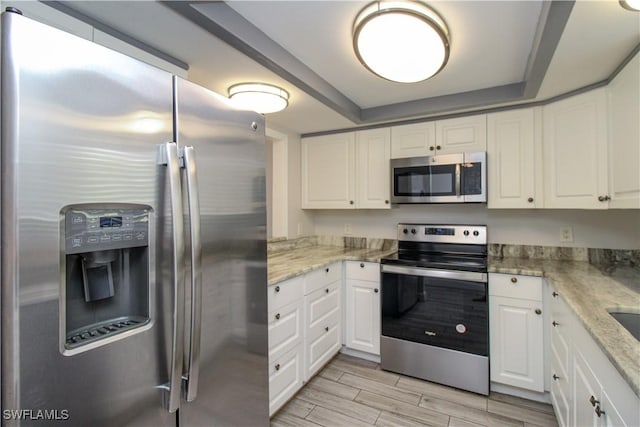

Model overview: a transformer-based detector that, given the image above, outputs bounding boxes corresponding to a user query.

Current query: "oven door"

[380,264,488,356]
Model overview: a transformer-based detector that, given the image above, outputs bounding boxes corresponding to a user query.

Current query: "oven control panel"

[397,224,486,244]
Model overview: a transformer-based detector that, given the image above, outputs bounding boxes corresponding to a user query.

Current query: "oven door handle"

[381,264,487,283]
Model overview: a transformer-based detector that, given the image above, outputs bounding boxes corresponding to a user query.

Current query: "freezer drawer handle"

[182,146,202,402]
[158,142,186,413]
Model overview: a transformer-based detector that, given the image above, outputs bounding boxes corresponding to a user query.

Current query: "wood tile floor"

[271,354,559,427]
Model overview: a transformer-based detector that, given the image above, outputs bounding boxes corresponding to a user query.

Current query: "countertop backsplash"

[268,235,397,253]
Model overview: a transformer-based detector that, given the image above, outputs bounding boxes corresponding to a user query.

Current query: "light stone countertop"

[267,245,396,286]
[489,257,640,397]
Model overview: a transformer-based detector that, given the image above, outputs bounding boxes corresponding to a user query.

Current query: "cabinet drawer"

[551,318,570,377]
[489,273,542,301]
[550,349,571,427]
[306,323,341,380]
[308,307,341,343]
[306,281,340,327]
[269,344,303,416]
[268,300,303,359]
[345,261,379,282]
[304,262,341,295]
[269,276,304,312]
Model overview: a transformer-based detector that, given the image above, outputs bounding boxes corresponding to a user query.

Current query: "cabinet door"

[607,54,640,209]
[490,296,544,392]
[573,351,601,427]
[543,89,609,209]
[487,109,538,208]
[356,128,391,209]
[390,122,435,158]
[600,389,629,427]
[269,345,303,416]
[435,115,487,154]
[345,279,380,355]
[302,133,355,209]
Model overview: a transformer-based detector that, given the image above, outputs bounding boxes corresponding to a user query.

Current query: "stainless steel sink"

[608,309,640,341]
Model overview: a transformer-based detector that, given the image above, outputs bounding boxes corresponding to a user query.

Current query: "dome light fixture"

[619,0,640,11]
[228,83,289,114]
[353,1,450,83]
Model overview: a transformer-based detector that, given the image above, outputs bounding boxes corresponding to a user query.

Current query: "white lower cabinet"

[269,345,303,416]
[549,286,639,427]
[345,261,380,355]
[489,274,544,392]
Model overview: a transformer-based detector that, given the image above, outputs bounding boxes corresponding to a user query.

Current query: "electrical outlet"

[344,223,352,235]
[560,226,574,242]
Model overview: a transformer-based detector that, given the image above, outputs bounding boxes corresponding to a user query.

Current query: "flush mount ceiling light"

[228,83,289,114]
[619,0,640,11]
[353,1,450,83]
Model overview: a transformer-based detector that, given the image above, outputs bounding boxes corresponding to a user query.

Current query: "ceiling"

[48,1,639,135]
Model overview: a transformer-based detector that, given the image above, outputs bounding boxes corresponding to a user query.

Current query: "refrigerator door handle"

[157,142,185,413]
[182,146,202,402]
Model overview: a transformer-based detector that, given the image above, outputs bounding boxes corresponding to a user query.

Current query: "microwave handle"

[455,163,461,197]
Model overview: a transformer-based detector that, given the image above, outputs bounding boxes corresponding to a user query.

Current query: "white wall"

[311,205,640,249]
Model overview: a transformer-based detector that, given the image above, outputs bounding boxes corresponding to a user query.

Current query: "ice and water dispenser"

[62,205,151,351]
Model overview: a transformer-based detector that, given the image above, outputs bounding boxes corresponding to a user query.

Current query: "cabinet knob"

[552,321,559,327]
[360,263,365,268]
[595,406,605,418]
[510,277,518,283]
[429,146,435,151]
[275,285,280,293]
[598,195,610,202]
[275,363,280,371]
[325,268,329,273]
[385,200,390,204]
[552,291,559,297]
[374,288,379,293]
[325,326,329,332]
[350,200,354,205]
[553,374,560,381]
[275,313,280,320]
[589,396,599,407]
[535,308,542,315]
[527,197,534,203]
[436,145,441,150]
[325,288,329,293]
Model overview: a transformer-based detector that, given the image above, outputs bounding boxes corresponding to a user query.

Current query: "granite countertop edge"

[489,257,640,398]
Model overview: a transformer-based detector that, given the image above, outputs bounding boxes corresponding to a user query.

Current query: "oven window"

[394,164,457,197]
[381,273,488,356]
[462,162,483,195]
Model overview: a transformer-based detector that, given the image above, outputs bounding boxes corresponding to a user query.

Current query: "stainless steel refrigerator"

[1,11,268,426]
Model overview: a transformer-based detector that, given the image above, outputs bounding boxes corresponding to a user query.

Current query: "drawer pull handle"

[553,374,560,381]
[275,285,280,293]
[374,288,379,293]
[552,291,559,297]
[360,263,365,268]
[595,406,605,418]
[589,396,599,407]
[275,313,280,320]
[535,308,542,315]
[325,288,329,293]
[325,326,329,332]
[510,277,517,283]
[552,321,559,327]
[275,363,280,371]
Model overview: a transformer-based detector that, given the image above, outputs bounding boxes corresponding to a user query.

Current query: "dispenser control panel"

[65,207,149,254]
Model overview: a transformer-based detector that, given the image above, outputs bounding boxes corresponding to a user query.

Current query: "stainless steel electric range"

[380,224,489,395]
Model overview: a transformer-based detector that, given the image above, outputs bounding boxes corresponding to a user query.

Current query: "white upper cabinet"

[390,122,436,158]
[301,133,356,209]
[356,128,391,209]
[543,88,609,209]
[302,130,390,209]
[607,53,640,209]
[487,108,541,208]
[436,115,487,154]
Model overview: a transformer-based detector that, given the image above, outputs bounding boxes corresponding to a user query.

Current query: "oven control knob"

[463,230,470,236]
[403,228,408,234]
[473,230,479,236]
[411,228,417,234]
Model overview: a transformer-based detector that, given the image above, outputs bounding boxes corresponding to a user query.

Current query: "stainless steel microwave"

[390,152,486,203]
